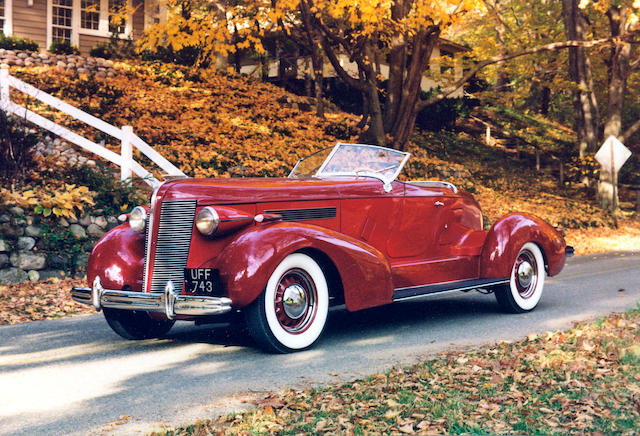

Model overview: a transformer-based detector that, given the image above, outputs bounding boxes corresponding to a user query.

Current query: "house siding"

[132,0,144,39]
[11,0,48,50]
[79,34,109,54]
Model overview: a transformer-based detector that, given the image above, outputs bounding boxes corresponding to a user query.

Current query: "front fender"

[86,224,145,291]
[480,213,566,279]
[213,222,393,311]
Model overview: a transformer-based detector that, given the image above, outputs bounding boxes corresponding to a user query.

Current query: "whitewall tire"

[245,253,329,353]
[495,242,546,313]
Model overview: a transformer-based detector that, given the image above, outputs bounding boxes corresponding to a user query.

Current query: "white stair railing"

[0,66,185,188]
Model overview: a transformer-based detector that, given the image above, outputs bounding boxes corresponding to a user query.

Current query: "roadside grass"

[152,307,640,435]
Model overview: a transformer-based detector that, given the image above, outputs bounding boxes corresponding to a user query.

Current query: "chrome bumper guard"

[71,277,233,320]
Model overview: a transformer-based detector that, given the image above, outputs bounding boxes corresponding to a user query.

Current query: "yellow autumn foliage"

[0,184,95,220]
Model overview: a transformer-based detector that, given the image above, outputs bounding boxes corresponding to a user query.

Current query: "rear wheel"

[495,242,545,313]
[104,308,175,340]
[245,253,329,353]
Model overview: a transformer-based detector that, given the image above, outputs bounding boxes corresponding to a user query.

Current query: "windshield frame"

[289,143,410,191]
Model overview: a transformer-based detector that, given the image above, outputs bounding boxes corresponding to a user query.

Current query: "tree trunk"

[361,44,385,145]
[562,0,599,159]
[233,24,242,73]
[362,81,386,145]
[389,27,440,149]
[383,0,407,132]
[599,6,632,210]
[299,0,325,117]
[311,52,324,117]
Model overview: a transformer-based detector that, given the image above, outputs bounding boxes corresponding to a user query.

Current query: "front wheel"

[495,242,546,313]
[245,253,329,353]
[104,308,175,340]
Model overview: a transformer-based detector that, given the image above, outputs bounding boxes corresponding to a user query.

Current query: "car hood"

[156,177,398,205]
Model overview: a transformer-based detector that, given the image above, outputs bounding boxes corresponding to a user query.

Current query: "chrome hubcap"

[274,268,317,334]
[517,261,534,288]
[514,250,538,299]
[282,284,307,319]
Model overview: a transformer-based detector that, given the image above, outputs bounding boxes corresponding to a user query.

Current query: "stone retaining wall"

[0,49,124,77]
[0,206,119,284]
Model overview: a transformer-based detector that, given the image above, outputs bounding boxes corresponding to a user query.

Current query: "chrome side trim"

[71,278,233,318]
[406,180,458,193]
[393,277,509,301]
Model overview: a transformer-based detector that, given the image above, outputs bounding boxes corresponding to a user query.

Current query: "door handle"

[435,201,444,207]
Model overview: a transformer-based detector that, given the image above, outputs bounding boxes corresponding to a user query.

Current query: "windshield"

[288,147,333,178]
[289,143,410,187]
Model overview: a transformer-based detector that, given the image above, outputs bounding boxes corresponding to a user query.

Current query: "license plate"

[184,268,218,295]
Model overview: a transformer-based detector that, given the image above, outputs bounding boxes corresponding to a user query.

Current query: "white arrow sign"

[595,136,631,173]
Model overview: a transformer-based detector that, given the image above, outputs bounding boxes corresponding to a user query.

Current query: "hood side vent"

[263,207,336,222]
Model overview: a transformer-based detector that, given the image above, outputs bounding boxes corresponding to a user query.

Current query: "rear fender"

[480,213,566,279]
[213,222,393,311]
[86,224,145,291]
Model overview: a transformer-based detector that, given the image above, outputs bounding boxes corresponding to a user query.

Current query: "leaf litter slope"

[9,64,638,236]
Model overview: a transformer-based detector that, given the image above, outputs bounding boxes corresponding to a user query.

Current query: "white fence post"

[121,126,133,183]
[1,71,183,187]
[0,66,9,111]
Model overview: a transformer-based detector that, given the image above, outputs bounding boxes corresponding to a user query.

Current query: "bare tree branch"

[417,37,617,110]
[621,118,640,143]
[320,37,367,91]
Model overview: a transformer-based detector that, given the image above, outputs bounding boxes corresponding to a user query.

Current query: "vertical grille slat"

[147,200,196,293]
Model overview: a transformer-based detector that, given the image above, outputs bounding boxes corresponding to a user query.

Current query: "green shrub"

[139,45,203,66]
[90,36,136,60]
[415,95,478,132]
[39,221,94,275]
[89,43,112,59]
[0,34,39,51]
[49,40,80,55]
[60,163,146,216]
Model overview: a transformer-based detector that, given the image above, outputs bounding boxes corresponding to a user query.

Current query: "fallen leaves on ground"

[0,277,94,325]
[566,220,640,255]
[154,308,640,435]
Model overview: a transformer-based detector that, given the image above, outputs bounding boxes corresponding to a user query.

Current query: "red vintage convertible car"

[72,143,573,353]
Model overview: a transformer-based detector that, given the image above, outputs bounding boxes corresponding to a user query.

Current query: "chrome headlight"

[129,206,147,233]
[195,207,219,236]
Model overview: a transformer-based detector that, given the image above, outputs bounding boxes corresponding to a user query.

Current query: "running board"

[393,278,509,301]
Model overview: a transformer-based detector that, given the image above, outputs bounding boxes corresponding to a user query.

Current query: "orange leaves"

[12,64,358,183]
[0,278,93,325]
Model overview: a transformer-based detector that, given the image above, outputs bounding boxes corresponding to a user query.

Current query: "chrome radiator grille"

[146,200,197,293]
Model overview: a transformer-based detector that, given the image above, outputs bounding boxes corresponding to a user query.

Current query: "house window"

[108,0,126,34]
[81,0,100,30]
[52,0,73,43]
[0,0,5,34]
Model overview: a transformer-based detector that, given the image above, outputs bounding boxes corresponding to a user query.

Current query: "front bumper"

[71,277,233,320]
